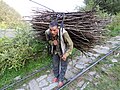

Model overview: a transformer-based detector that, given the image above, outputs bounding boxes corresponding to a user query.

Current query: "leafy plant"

[0,28,47,76]
[106,13,120,37]
[84,0,120,15]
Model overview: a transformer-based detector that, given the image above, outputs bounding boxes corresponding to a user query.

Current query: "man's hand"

[61,54,67,61]
[53,40,58,45]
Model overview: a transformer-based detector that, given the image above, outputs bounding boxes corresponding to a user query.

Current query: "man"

[45,21,73,87]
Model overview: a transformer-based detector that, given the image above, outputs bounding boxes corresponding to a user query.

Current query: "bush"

[0,29,47,76]
[106,14,120,37]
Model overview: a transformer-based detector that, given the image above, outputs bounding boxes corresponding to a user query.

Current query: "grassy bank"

[0,28,52,89]
[84,48,120,90]
[106,14,120,37]
[0,52,51,89]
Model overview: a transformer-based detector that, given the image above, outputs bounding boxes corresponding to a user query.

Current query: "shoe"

[58,81,64,87]
[52,78,58,83]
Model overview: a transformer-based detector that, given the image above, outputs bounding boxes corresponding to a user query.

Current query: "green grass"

[0,13,120,90]
[108,27,120,37]
[84,49,120,90]
[105,14,120,37]
[0,55,52,89]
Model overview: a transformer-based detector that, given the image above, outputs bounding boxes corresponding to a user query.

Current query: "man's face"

[50,26,59,37]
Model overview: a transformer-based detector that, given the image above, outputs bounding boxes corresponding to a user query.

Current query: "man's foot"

[58,81,64,87]
[52,78,58,83]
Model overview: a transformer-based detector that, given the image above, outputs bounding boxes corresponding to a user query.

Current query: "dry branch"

[30,10,109,52]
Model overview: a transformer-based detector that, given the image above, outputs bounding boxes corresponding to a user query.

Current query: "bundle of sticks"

[30,10,109,52]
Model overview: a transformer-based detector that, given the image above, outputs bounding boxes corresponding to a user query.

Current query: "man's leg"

[52,54,60,79]
[59,58,68,82]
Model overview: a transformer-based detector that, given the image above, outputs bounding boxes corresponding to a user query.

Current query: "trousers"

[52,54,68,82]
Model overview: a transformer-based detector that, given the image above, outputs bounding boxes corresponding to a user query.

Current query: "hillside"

[0,0,23,29]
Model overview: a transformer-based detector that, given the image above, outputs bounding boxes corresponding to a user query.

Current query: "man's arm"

[45,30,53,45]
[62,32,73,59]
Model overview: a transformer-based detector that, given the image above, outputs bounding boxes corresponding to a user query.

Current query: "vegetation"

[0,0,120,89]
[84,0,120,15]
[106,13,120,37]
[0,0,26,29]
[76,1,120,89]
[0,28,52,88]
[83,0,120,37]
[0,1,51,88]
[84,49,120,90]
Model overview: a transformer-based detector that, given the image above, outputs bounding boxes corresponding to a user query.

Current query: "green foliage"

[0,28,51,88]
[0,1,51,87]
[84,0,120,15]
[83,0,120,37]
[105,13,120,37]
[97,0,120,15]
[0,53,51,88]
[0,28,47,76]
[85,53,120,90]
[0,1,26,29]
[83,0,95,11]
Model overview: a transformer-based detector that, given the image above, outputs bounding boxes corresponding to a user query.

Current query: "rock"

[87,52,100,58]
[75,64,85,69]
[95,74,100,79]
[84,64,89,67]
[14,76,21,81]
[111,59,118,63]
[85,76,93,82]
[101,67,109,75]
[77,61,85,65]
[46,73,54,84]
[46,70,50,73]
[26,85,30,90]
[75,56,81,60]
[78,57,91,64]
[39,79,49,88]
[93,46,110,54]
[65,70,75,79]
[70,67,79,74]
[36,74,47,82]
[113,36,120,41]
[15,89,25,90]
[42,86,49,90]
[67,65,73,70]
[107,41,119,47]
[101,67,107,72]
[42,83,58,90]
[28,79,40,90]
[108,64,114,67]
[69,60,77,66]
[94,82,98,86]
[114,52,120,57]
[77,80,84,87]
[22,84,27,87]
[88,71,96,76]
[89,56,96,62]
[48,83,58,89]
[80,82,89,90]
[93,54,100,58]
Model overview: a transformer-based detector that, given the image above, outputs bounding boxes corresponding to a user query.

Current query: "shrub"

[106,14,120,37]
[0,29,47,76]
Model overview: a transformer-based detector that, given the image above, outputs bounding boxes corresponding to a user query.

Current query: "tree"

[84,0,120,15]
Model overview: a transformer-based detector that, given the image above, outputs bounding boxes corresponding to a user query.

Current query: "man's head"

[49,21,59,37]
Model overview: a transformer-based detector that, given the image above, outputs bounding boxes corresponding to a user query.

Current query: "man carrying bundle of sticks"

[45,20,73,87]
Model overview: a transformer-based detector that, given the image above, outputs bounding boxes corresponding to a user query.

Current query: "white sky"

[3,0,85,16]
